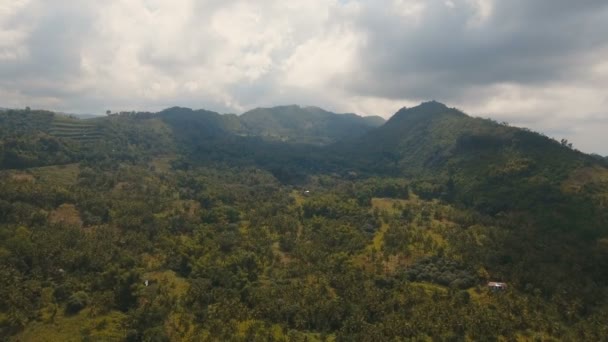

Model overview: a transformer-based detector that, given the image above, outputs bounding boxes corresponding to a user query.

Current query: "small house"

[487,282,507,291]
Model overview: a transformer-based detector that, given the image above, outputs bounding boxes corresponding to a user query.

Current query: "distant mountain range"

[157,105,384,146]
[0,106,102,119]
[240,105,384,144]
[3,105,385,143]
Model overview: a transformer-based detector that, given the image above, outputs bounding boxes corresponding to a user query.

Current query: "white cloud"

[465,0,493,26]
[0,0,607,154]
[393,0,426,19]
[459,83,608,154]
[282,28,360,88]
[0,1,29,61]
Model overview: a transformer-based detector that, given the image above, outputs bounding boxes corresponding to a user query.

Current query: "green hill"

[49,116,105,143]
[342,101,588,173]
[240,105,384,144]
[341,101,602,214]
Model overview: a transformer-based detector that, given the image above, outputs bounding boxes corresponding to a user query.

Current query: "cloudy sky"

[1,0,607,154]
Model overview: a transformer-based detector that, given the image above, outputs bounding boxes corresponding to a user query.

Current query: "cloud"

[347,0,608,100]
[0,0,607,154]
[340,0,608,153]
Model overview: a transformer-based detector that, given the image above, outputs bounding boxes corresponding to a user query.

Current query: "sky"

[1,0,607,154]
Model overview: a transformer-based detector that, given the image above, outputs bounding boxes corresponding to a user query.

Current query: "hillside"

[341,101,589,173]
[341,101,602,214]
[240,105,384,145]
[1,103,608,340]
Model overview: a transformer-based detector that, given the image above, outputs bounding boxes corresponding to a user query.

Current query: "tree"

[66,291,89,314]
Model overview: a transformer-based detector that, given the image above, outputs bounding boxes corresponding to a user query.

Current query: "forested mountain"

[240,105,384,144]
[1,103,608,340]
[342,101,602,213]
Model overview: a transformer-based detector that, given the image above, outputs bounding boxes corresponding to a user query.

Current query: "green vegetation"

[240,105,384,144]
[49,116,104,143]
[1,102,608,340]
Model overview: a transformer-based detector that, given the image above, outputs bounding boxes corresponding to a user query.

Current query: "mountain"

[157,106,244,141]
[343,101,608,285]
[0,105,382,170]
[2,102,608,340]
[361,114,386,127]
[342,101,599,211]
[240,105,384,144]
[343,101,586,172]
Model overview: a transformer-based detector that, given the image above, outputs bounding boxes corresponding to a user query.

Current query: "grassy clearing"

[411,281,449,295]
[142,270,190,297]
[235,320,333,341]
[290,190,305,207]
[354,198,412,272]
[563,166,608,207]
[30,163,79,185]
[289,190,305,239]
[357,197,462,275]
[14,309,127,342]
[370,197,409,215]
[48,204,83,228]
[149,156,176,173]
[29,163,80,187]
[9,173,35,182]
[368,198,410,252]
[271,241,294,266]
[370,221,388,251]
[49,117,105,142]
[562,166,608,192]
[467,287,493,305]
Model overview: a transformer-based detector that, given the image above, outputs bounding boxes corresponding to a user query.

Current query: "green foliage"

[240,105,384,144]
[66,291,89,314]
[405,256,476,288]
[1,102,608,340]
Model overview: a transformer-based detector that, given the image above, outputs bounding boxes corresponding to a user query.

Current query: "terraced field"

[49,116,106,142]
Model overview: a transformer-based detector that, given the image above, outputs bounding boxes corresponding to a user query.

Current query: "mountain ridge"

[239,104,384,145]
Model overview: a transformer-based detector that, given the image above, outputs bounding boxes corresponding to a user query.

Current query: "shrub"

[65,291,89,314]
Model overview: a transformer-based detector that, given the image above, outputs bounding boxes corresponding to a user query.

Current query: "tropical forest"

[1,101,608,341]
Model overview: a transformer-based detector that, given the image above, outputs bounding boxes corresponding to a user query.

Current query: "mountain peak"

[418,100,449,110]
[390,101,462,124]
[402,100,450,112]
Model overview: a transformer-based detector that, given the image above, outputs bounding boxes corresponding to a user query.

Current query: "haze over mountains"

[239,105,385,145]
[2,101,608,340]
[156,104,385,146]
